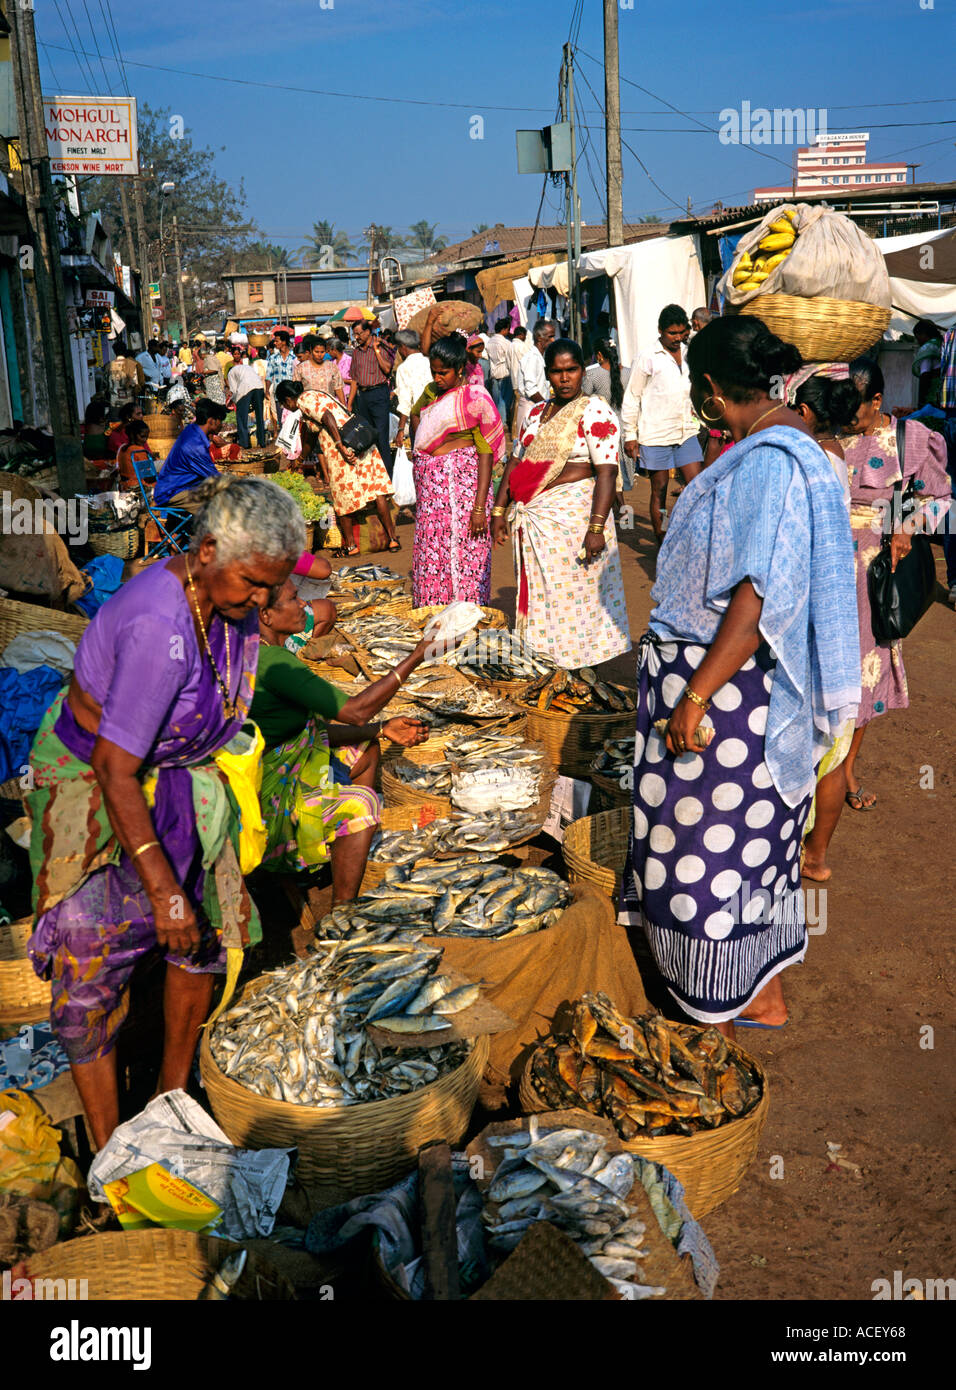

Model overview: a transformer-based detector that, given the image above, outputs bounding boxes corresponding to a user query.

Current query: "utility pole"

[132,175,152,346]
[8,0,85,497]
[118,182,136,288]
[365,224,377,305]
[603,0,623,249]
[173,214,187,343]
[561,44,582,343]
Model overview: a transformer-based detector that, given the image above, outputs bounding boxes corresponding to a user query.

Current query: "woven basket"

[523,691,637,779]
[737,293,891,363]
[25,1230,295,1300]
[0,918,51,1026]
[589,768,632,812]
[87,526,140,560]
[519,1031,770,1218]
[358,804,439,893]
[458,668,536,704]
[562,806,630,902]
[148,437,177,462]
[408,605,508,633]
[144,415,180,440]
[383,741,555,831]
[0,598,88,649]
[200,1006,488,1208]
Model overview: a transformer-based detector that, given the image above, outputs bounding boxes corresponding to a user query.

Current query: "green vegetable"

[270,470,332,523]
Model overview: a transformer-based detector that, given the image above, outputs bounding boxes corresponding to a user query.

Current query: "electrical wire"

[51,0,98,91]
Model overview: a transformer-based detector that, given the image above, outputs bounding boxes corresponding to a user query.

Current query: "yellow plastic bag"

[0,1090,84,1201]
[213,722,267,875]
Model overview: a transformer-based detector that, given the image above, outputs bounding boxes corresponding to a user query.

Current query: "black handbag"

[338,414,376,456]
[866,421,937,643]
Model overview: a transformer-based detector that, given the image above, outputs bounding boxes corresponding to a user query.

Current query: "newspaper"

[87,1090,291,1240]
[541,775,591,843]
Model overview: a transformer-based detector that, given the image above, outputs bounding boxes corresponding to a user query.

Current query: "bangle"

[393,669,404,688]
[587,522,605,535]
[130,840,159,860]
[590,513,607,524]
[491,506,506,517]
[684,687,710,712]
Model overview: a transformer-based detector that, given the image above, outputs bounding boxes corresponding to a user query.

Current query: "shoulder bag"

[866,420,937,642]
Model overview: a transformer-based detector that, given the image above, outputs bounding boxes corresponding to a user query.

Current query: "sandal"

[845,785,876,811]
[387,540,401,552]
[345,546,360,557]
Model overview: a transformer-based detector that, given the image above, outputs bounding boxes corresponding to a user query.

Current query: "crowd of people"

[24,295,955,1145]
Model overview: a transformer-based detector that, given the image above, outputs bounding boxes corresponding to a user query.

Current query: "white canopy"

[519,235,705,363]
[875,226,956,334]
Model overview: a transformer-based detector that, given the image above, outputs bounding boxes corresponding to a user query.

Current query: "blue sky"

[37,0,955,255]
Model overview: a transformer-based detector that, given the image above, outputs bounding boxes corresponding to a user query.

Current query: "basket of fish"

[363,812,546,889]
[331,563,408,595]
[199,939,489,1207]
[409,604,508,635]
[562,806,631,903]
[589,737,636,811]
[453,629,555,699]
[381,733,554,822]
[515,669,637,778]
[316,863,573,943]
[518,994,769,1217]
[466,1112,706,1300]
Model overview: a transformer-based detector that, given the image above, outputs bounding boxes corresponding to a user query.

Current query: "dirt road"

[382,477,954,1300]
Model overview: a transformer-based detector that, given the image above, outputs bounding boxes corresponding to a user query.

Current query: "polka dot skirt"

[619,635,812,1023]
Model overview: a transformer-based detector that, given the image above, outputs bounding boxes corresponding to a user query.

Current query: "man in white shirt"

[515,320,555,438]
[485,317,514,423]
[227,346,267,448]
[136,339,167,389]
[621,304,702,541]
[392,329,434,453]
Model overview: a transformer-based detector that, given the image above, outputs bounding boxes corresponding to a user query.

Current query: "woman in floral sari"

[410,334,505,606]
[26,475,303,1146]
[491,338,630,669]
[837,358,950,811]
[252,581,431,900]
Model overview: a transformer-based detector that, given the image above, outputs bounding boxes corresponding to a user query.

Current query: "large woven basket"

[25,1230,295,1300]
[0,918,51,1026]
[358,804,437,893]
[143,414,180,440]
[0,597,88,648]
[737,293,891,363]
[408,605,508,634]
[459,668,536,705]
[562,806,630,903]
[200,1001,488,1208]
[149,436,177,462]
[382,741,555,832]
[87,526,140,560]
[523,693,636,779]
[519,1031,770,1218]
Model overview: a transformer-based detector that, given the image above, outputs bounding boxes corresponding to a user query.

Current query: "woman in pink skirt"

[409,334,505,606]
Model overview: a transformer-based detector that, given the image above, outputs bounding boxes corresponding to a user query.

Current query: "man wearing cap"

[347,318,395,473]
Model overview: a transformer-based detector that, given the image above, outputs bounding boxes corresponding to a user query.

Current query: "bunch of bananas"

[732,208,798,293]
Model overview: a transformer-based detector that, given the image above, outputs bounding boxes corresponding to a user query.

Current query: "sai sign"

[42,96,138,176]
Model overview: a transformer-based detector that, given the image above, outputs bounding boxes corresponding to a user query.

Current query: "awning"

[60,253,137,313]
[875,227,956,333]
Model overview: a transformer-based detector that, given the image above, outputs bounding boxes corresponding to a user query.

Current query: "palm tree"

[299,220,355,266]
[406,220,448,257]
[471,223,490,236]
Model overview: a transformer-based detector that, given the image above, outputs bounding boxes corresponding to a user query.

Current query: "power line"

[80,0,116,94]
[51,0,98,91]
[97,0,130,91]
[38,43,65,92]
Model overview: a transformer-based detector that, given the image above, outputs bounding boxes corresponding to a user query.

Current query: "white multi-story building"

[754,133,909,202]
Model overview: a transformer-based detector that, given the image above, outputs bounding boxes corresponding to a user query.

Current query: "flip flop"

[734,1018,789,1030]
[387,540,401,552]
[845,786,876,811]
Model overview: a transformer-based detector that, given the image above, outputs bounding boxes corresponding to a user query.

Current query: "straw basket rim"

[0,597,88,645]
[408,604,508,633]
[87,526,140,559]
[562,805,630,900]
[0,917,52,1024]
[588,767,632,810]
[200,993,488,1205]
[519,1026,770,1217]
[382,742,555,837]
[736,293,891,363]
[25,1229,296,1301]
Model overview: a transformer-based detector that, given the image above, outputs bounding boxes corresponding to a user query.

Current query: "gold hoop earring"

[699,394,727,424]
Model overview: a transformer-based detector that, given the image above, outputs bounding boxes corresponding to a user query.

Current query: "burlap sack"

[407,299,483,340]
[423,882,648,1087]
[720,203,891,309]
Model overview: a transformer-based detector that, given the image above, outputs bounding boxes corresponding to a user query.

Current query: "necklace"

[745,402,786,437]
[542,392,581,424]
[185,557,236,720]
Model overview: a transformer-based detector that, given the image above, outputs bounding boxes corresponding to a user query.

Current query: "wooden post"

[603,0,624,249]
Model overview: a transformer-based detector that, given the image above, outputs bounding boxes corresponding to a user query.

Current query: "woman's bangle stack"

[683,687,710,712]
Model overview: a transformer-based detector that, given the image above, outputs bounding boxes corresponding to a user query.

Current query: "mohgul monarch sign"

[42,96,138,176]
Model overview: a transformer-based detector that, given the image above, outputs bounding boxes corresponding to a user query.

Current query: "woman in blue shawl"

[619,318,860,1036]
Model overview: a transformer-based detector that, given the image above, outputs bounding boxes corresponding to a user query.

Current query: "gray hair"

[532,320,555,344]
[188,475,306,565]
[394,328,421,351]
[692,307,712,325]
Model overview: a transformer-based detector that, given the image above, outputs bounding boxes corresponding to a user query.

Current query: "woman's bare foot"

[737,974,788,1028]
[800,850,832,883]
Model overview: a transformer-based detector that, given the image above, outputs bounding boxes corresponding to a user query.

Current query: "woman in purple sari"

[27,474,304,1146]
